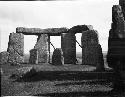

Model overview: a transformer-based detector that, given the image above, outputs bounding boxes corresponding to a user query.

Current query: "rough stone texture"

[81,30,104,67]
[16,27,68,36]
[107,1,125,91]
[96,44,105,71]
[110,5,125,38]
[69,25,93,34]
[119,0,125,18]
[0,51,9,65]
[61,32,76,64]
[34,34,49,63]
[29,49,38,64]
[107,5,125,68]
[7,33,24,63]
[10,67,37,79]
[52,48,64,65]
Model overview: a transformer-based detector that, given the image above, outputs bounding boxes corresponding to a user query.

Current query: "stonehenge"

[4,25,104,70]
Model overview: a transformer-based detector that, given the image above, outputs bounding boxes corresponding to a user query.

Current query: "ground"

[1,63,125,96]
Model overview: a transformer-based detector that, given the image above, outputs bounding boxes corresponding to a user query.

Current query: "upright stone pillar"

[61,32,76,64]
[7,32,24,63]
[96,44,105,71]
[107,3,125,92]
[81,30,104,70]
[52,48,64,65]
[34,34,49,63]
[29,49,38,64]
[81,30,98,65]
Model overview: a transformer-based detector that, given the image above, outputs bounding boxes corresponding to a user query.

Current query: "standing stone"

[107,2,125,92]
[110,5,125,38]
[81,30,104,70]
[52,48,64,65]
[96,44,105,71]
[61,32,76,64]
[34,34,49,63]
[29,49,38,64]
[81,30,99,65]
[108,5,125,68]
[7,33,24,63]
[0,51,9,65]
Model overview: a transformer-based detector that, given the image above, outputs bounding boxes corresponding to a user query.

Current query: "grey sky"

[0,0,118,54]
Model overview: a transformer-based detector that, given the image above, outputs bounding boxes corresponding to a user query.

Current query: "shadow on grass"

[34,91,114,97]
[55,80,112,86]
[15,71,114,82]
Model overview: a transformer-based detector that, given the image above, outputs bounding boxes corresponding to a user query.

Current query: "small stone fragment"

[29,49,38,64]
[52,48,64,65]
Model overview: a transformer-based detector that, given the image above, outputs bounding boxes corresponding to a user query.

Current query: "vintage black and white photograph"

[0,0,125,96]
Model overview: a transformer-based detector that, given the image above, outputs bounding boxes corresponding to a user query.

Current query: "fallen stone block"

[10,67,37,79]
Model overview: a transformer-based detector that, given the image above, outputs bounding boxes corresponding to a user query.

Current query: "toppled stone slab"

[16,27,68,36]
[34,34,49,63]
[52,48,64,65]
[29,49,38,64]
[7,33,24,64]
[10,67,37,79]
[0,51,9,65]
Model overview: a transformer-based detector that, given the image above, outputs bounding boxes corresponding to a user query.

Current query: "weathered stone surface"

[34,34,49,63]
[81,30,102,66]
[0,51,9,65]
[52,48,64,65]
[110,5,125,38]
[96,44,105,71]
[7,33,24,63]
[1,68,3,75]
[61,32,76,64]
[107,5,125,68]
[107,1,125,91]
[119,0,125,18]
[29,49,38,64]
[10,67,37,79]
[69,25,93,34]
[16,27,68,36]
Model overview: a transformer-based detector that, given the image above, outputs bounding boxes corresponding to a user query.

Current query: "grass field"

[1,52,125,96]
